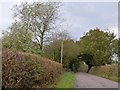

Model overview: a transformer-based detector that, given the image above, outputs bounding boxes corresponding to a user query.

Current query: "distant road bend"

[75,72,118,88]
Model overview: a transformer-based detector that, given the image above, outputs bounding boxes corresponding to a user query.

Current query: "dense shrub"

[79,63,118,82]
[2,48,62,88]
[89,64,118,82]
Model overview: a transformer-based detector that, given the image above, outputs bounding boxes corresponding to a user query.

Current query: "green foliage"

[63,40,80,69]
[112,39,118,54]
[118,38,120,59]
[44,40,61,62]
[44,39,80,71]
[2,48,62,88]
[55,72,75,88]
[2,22,33,52]
[78,28,116,72]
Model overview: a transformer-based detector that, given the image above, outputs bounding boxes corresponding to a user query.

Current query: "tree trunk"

[40,32,44,52]
[40,38,43,51]
[87,65,92,73]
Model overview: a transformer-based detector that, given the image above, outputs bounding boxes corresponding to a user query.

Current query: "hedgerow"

[2,48,62,88]
[89,64,118,82]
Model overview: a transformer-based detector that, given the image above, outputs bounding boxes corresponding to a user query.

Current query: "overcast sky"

[61,2,118,40]
[0,1,118,40]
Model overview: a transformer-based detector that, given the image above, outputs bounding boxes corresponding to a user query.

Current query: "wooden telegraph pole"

[61,39,63,64]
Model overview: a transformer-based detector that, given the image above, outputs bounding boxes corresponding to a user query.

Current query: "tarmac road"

[75,72,118,88]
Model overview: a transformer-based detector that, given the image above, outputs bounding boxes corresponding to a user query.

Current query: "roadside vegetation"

[1,1,119,88]
[79,63,118,82]
[2,49,62,88]
[89,64,118,82]
[55,72,75,88]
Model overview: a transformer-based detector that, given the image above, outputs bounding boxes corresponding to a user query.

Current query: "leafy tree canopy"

[78,28,116,72]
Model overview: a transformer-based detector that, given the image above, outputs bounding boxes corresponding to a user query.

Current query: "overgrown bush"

[2,48,62,88]
[89,64,118,82]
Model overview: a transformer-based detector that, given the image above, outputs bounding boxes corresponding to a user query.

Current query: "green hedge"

[2,48,62,88]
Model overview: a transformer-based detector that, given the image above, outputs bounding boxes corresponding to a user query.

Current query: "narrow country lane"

[75,72,118,88]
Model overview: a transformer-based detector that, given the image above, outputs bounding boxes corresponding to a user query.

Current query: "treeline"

[44,28,119,72]
[2,2,119,72]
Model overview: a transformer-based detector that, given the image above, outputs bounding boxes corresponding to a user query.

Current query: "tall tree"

[78,28,116,73]
[13,2,61,53]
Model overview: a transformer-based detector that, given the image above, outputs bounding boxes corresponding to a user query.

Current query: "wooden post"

[61,40,63,64]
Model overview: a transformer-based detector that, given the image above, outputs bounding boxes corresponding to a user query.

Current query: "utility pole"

[61,39,63,64]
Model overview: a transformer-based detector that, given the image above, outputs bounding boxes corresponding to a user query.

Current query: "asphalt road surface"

[75,72,118,88]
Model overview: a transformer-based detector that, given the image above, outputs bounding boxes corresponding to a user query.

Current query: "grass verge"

[55,72,75,88]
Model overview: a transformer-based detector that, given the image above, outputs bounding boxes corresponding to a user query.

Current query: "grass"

[55,72,75,88]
